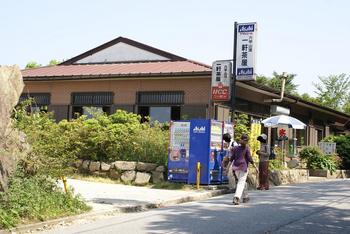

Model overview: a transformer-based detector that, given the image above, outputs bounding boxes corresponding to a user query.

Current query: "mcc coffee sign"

[211,60,232,101]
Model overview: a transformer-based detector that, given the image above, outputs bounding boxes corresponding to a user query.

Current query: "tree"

[313,74,350,111]
[25,61,41,69]
[343,98,350,114]
[256,72,298,94]
[299,93,321,104]
[48,59,60,66]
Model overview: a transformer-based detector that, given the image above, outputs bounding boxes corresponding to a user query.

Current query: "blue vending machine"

[167,121,191,182]
[187,119,224,185]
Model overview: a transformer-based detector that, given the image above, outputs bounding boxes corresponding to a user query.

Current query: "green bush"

[324,135,350,169]
[0,169,90,229]
[13,102,78,177]
[14,106,169,172]
[299,146,337,172]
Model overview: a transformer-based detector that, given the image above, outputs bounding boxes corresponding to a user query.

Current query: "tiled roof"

[22,61,211,79]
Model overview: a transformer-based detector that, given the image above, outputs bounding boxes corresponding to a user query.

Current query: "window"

[71,92,113,118]
[137,91,183,123]
[138,106,181,123]
[19,93,50,113]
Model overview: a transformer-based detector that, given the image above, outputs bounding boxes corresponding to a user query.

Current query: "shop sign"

[236,22,257,81]
[211,60,232,101]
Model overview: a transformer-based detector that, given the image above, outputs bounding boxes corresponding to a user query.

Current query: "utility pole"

[231,22,238,123]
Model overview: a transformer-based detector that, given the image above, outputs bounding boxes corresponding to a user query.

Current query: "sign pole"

[231,22,238,123]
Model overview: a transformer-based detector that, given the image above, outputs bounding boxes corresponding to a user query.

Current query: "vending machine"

[187,119,224,185]
[168,119,233,185]
[167,121,191,182]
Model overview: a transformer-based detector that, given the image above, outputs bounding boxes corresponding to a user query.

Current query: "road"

[45,179,350,234]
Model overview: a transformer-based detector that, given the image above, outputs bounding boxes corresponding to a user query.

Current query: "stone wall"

[309,169,350,179]
[246,169,309,189]
[74,160,166,185]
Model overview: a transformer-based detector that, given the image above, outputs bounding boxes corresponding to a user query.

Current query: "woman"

[230,134,258,205]
[256,133,270,190]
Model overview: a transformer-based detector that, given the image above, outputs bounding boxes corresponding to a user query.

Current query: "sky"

[1,0,350,96]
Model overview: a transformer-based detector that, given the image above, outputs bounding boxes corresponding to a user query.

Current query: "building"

[21,36,350,147]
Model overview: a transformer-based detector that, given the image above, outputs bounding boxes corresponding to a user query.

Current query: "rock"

[121,171,136,183]
[82,160,90,170]
[136,162,157,172]
[287,159,299,169]
[269,169,308,185]
[0,66,24,139]
[113,161,136,171]
[100,162,111,171]
[89,161,100,172]
[74,159,84,168]
[109,169,120,179]
[246,168,258,189]
[0,66,24,191]
[93,171,108,177]
[134,172,151,185]
[155,165,165,172]
[151,171,164,183]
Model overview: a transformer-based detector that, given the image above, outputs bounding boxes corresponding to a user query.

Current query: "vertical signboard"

[211,61,232,101]
[236,22,257,81]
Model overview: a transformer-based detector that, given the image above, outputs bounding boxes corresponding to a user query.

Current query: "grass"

[0,172,91,229]
[70,173,120,184]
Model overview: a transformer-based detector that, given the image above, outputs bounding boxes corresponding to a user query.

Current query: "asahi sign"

[236,22,257,81]
[211,61,232,101]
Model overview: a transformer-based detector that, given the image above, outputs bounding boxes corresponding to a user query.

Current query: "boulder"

[82,160,90,170]
[151,171,164,183]
[0,66,24,191]
[134,172,151,185]
[287,159,299,169]
[136,162,157,172]
[155,165,165,172]
[0,66,24,139]
[109,169,120,179]
[113,161,136,171]
[121,171,136,183]
[93,171,108,177]
[100,162,111,171]
[74,159,84,168]
[89,161,100,172]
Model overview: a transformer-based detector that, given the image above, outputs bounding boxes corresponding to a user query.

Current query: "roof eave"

[23,71,211,81]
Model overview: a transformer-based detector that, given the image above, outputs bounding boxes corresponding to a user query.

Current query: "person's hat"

[257,133,267,142]
[260,134,267,140]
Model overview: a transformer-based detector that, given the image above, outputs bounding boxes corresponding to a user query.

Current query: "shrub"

[299,146,337,172]
[14,106,169,171]
[324,135,350,169]
[269,146,285,170]
[0,169,90,229]
[13,102,78,177]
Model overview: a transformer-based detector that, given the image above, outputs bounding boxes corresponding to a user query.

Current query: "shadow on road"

[145,180,350,234]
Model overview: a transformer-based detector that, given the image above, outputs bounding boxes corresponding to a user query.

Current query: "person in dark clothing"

[256,134,270,190]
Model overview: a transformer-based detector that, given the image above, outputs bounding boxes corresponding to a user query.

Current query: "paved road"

[46,179,350,234]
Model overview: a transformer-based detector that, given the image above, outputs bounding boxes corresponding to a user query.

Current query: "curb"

[1,188,232,234]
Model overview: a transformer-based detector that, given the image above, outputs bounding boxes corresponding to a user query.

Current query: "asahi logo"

[193,126,206,134]
[237,68,253,76]
[238,24,255,32]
